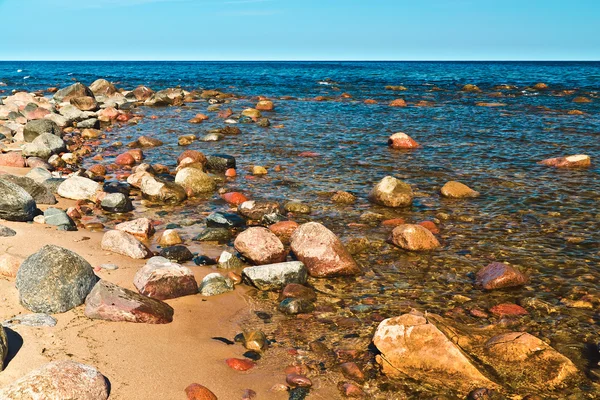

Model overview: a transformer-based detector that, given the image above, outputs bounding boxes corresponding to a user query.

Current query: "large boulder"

[85,280,174,324]
[1,174,56,205]
[101,230,151,259]
[440,181,480,198]
[234,227,287,265]
[133,256,198,300]
[0,178,37,221]
[57,176,100,201]
[70,96,98,111]
[373,312,497,394]
[174,167,216,197]
[53,82,94,103]
[242,261,307,291]
[0,360,109,399]
[368,176,413,208]
[23,119,61,142]
[140,174,187,204]
[290,222,361,277]
[144,88,185,106]
[89,78,117,96]
[390,224,441,251]
[129,85,154,101]
[16,245,98,314]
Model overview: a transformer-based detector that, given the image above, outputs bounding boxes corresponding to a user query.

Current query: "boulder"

[89,78,117,96]
[145,88,185,106]
[290,222,361,277]
[206,154,236,172]
[242,261,307,291]
[441,181,480,198]
[70,96,98,111]
[0,174,57,205]
[57,176,100,201]
[134,256,198,300]
[199,273,235,296]
[373,312,497,394]
[100,192,133,213]
[269,221,298,244]
[368,176,413,207]
[539,154,591,168]
[0,178,37,221]
[388,132,419,149]
[234,227,287,265]
[0,152,26,168]
[16,245,98,313]
[101,230,151,259]
[130,85,154,101]
[23,119,61,142]
[175,167,216,197]
[140,174,187,204]
[44,208,75,229]
[159,245,194,262]
[85,280,173,324]
[115,217,155,239]
[0,361,109,400]
[390,224,441,251]
[53,82,94,102]
[475,262,528,290]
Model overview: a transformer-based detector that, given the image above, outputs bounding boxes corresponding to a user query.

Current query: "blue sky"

[1,0,598,60]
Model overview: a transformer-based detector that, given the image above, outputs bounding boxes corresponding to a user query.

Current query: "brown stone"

[185,383,217,400]
[441,181,480,198]
[390,224,440,251]
[475,262,528,290]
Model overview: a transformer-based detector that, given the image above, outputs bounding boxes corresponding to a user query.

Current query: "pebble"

[225,358,256,371]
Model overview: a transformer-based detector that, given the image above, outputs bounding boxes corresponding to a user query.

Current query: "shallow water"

[2,61,600,397]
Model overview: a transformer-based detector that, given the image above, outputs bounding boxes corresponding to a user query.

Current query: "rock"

[388,132,419,149]
[145,88,185,106]
[2,313,57,328]
[206,212,245,228]
[441,181,480,198]
[101,230,151,259]
[185,383,218,400]
[252,165,267,175]
[369,176,413,208]
[462,84,481,92]
[234,227,287,265]
[539,154,591,168]
[159,229,183,246]
[418,220,439,234]
[0,178,37,221]
[140,174,187,204]
[269,221,298,244]
[199,273,234,296]
[130,85,154,101]
[339,382,365,398]
[280,283,316,302]
[238,201,280,220]
[23,119,61,142]
[134,256,198,300]
[278,298,315,315]
[331,191,356,204]
[389,99,407,107]
[373,311,496,394]
[206,154,236,172]
[484,332,578,389]
[242,261,307,291]
[159,245,194,262]
[290,222,361,277]
[241,330,268,352]
[201,133,224,142]
[0,152,26,167]
[194,227,231,243]
[71,96,98,111]
[175,167,216,197]
[32,132,66,154]
[178,135,196,146]
[0,225,17,237]
[115,217,155,239]
[0,360,109,399]
[217,251,244,269]
[0,254,21,278]
[53,82,94,102]
[115,152,136,166]
[475,262,528,290]
[284,201,311,214]
[0,175,56,205]
[226,358,256,371]
[100,192,133,213]
[43,207,75,229]
[0,326,5,371]
[89,78,117,96]
[26,167,53,183]
[178,150,207,168]
[193,256,217,266]
[340,362,365,382]
[16,245,98,314]
[221,192,248,206]
[57,176,100,201]
[85,280,173,323]
[256,100,274,111]
[286,373,312,388]
[133,135,163,148]
[390,224,441,251]
[489,303,528,317]
[242,108,262,119]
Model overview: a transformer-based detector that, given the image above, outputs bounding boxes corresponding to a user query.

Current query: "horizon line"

[1,59,600,63]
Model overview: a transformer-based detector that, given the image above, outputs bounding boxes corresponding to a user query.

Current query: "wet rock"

[339,382,365,398]
[467,388,506,400]
[178,134,196,146]
[0,174,56,205]
[206,154,236,172]
[286,373,312,388]
[368,176,413,207]
[256,117,270,127]
[484,332,578,389]
[115,152,136,166]
[217,251,244,269]
[140,174,187,204]
[280,283,316,302]
[194,227,231,243]
[441,181,480,198]
[199,273,234,296]
[252,165,267,175]
[390,224,441,251]
[145,88,185,106]
[0,178,37,221]
[284,201,311,214]
[185,383,218,400]
[133,135,164,148]
[489,303,528,317]
[0,226,17,237]
[23,119,61,142]
[0,326,5,371]
[159,245,194,262]
[238,200,280,220]
[242,261,307,291]
[235,227,287,265]
[225,358,256,371]
[388,132,420,149]
[539,154,591,168]
[201,133,224,142]
[193,255,217,266]
[462,84,481,92]
[373,311,497,394]
[242,330,268,352]
[206,212,245,229]
[115,217,155,239]
[16,245,98,314]
[134,256,198,300]
[278,298,315,315]
[331,191,356,204]
[175,167,216,196]
[44,207,75,229]
[85,280,173,324]
[340,362,365,383]
[159,229,183,246]
[290,222,361,277]
[130,85,154,101]
[71,96,98,111]
[389,99,407,107]
[269,220,298,244]
[221,192,248,206]
[0,360,109,400]
[100,192,133,213]
[177,150,207,168]
[418,220,439,234]
[256,100,274,111]
[101,230,151,259]
[57,175,100,201]
[475,262,528,290]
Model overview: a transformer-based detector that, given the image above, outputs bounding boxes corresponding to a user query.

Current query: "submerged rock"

[133,256,198,300]
[441,181,480,198]
[206,212,245,229]
[539,154,591,168]
[368,176,413,208]
[475,262,528,290]
[242,261,307,291]
[388,132,420,149]
[175,167,216,196]
[159,245,194,262]
[194,227,231,243]
[390,224,441,251]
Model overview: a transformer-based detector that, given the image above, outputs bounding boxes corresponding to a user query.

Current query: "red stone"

[298,152,320,157]
[88,164,107,176]
[225,358,256,371]
[389,99,407,107]
[381,218,405,227]
[489,303,528,317]
[539,154,590,168]
[418,220,440,234]
[185,383,217,400]
[218,108,233,119]
[364,99,377,104]
[221,192,248,206]
[115,153,136,166]
[339,382,365,398]
[177,150,207,167]
[476,262,528,290]
[269,221,299,244]
[225,168,237,177]
[0,152,26,167]
[388,132,419,149]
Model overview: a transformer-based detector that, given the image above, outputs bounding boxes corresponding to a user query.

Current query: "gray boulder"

[100,192,133,213]
[44,208,75,229]
[23,119,61,142]
[0,178,37,221]
[1,174,57,205]
[26,167,53,183]
[16,245,98,314]
[53,82,94,103]
[242,261,307,291]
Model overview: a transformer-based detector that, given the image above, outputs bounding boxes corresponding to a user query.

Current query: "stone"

[278,298,315,315]
[23,119,61,142]
[475,262,528,290]
[178,150,207,168]
[206,154,236,172]
[331,191,356,204]
[101,230,151,259]
[269,221,298,244]
[286,374,312,388]
[369,176,413,207]
[217,251,244,269]
[0,326,5,371]
[252,165,267,175]
[0,174,56,205]
[290,222,361,277]
[30,134,66,157]
[238,201,280,220]
[199,273,234,296]
[226,358,256,371]
[140,174,187,204]
[340,362,365,382]
[462,84,481,92]
[339,382,365,398]
[284,201,311,214]
[0,225,17,237]
[373,312,497,394]
[389,99,407,107]
[85,280,173,323]
[71,96,98,111]
[242,261,307,291]
[388,132,419,149]
[489,303,528,317]
[130,85,154,101]
[0,152,26,167]
[2,313,57,328]
[539,154,591,168]
[0,254,21,278]
[89,78,117,96]
[26,167,53,183]
[185,383,218,400]
[115,217,155,239]
[441,181,480,198]
[390,224,441,251]
[0,361,109,400]
[43,207,74,229]
[100,192,133,213]
[0,178,37,221]
[16,245,98,314]
[145,88,185,106]
[178,135,196,146]
[256,100,274,111]
[206,212,245,229]
[159,229,183,246]
[175,167,216,197]
[280,283,316,302]
[115,152,136,166]
[202,133,224,142]
[134,256,198,300]
[242,330,268,352]
[159,245,194,262]
[134,135,163,148]
[234,227,287,265]
[53,82,94,102]
[221,192,248,206]
[194,227,231,243]
[57,176,100,201]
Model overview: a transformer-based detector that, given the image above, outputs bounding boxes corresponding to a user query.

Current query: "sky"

[0,0,599,60]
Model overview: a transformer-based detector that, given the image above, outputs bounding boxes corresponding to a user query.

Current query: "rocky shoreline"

[0,79,598,399]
